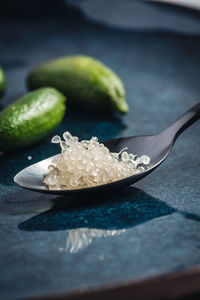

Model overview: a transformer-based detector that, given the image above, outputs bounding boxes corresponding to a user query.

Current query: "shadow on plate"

[18,187,177,232]
[17,187,200,253]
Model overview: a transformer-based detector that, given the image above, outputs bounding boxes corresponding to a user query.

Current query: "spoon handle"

[161,102,200,143]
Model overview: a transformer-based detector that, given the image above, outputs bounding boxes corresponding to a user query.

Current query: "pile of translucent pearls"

[44,131,151,190]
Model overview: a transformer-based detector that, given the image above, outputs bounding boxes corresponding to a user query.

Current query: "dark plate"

[0,4,200,300]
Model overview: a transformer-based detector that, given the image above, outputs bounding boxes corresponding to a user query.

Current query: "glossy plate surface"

[1,5,200,300]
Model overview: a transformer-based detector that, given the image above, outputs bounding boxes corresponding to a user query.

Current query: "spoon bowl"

[14,102,200,195]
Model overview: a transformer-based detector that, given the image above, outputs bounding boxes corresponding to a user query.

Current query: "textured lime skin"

[0,87,66,152]
[0,67,6,97]
[27,56,128,114]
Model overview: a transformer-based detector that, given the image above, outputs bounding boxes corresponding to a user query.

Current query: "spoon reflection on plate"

[14,102,200,195]
[59,228,126,254]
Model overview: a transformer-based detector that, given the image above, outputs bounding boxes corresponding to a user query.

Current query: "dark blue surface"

[0,6,200,300]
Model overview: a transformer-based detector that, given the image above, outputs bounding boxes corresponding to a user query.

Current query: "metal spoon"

[14,102,200,195]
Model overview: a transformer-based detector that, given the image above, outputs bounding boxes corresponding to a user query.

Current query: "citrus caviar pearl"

[44,132,151,190]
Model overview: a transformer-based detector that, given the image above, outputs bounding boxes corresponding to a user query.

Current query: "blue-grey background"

[65,0,200,34]
[0,1,200,300]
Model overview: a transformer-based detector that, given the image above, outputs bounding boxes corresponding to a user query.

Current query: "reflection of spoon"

[59,228,126,253]
[14,103,200,194]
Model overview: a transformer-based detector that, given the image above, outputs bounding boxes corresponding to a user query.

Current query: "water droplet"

[128,159,137,169]
[63,131,73,145]
[99,255,104,261]
[121,151,129,162]
[91,136,98,142]
[140,155,150,165]
[48,174,57,185]
[137,166,145,172]
[60,141,68,151]
[51,135,61,143]
[129,153,137,160]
